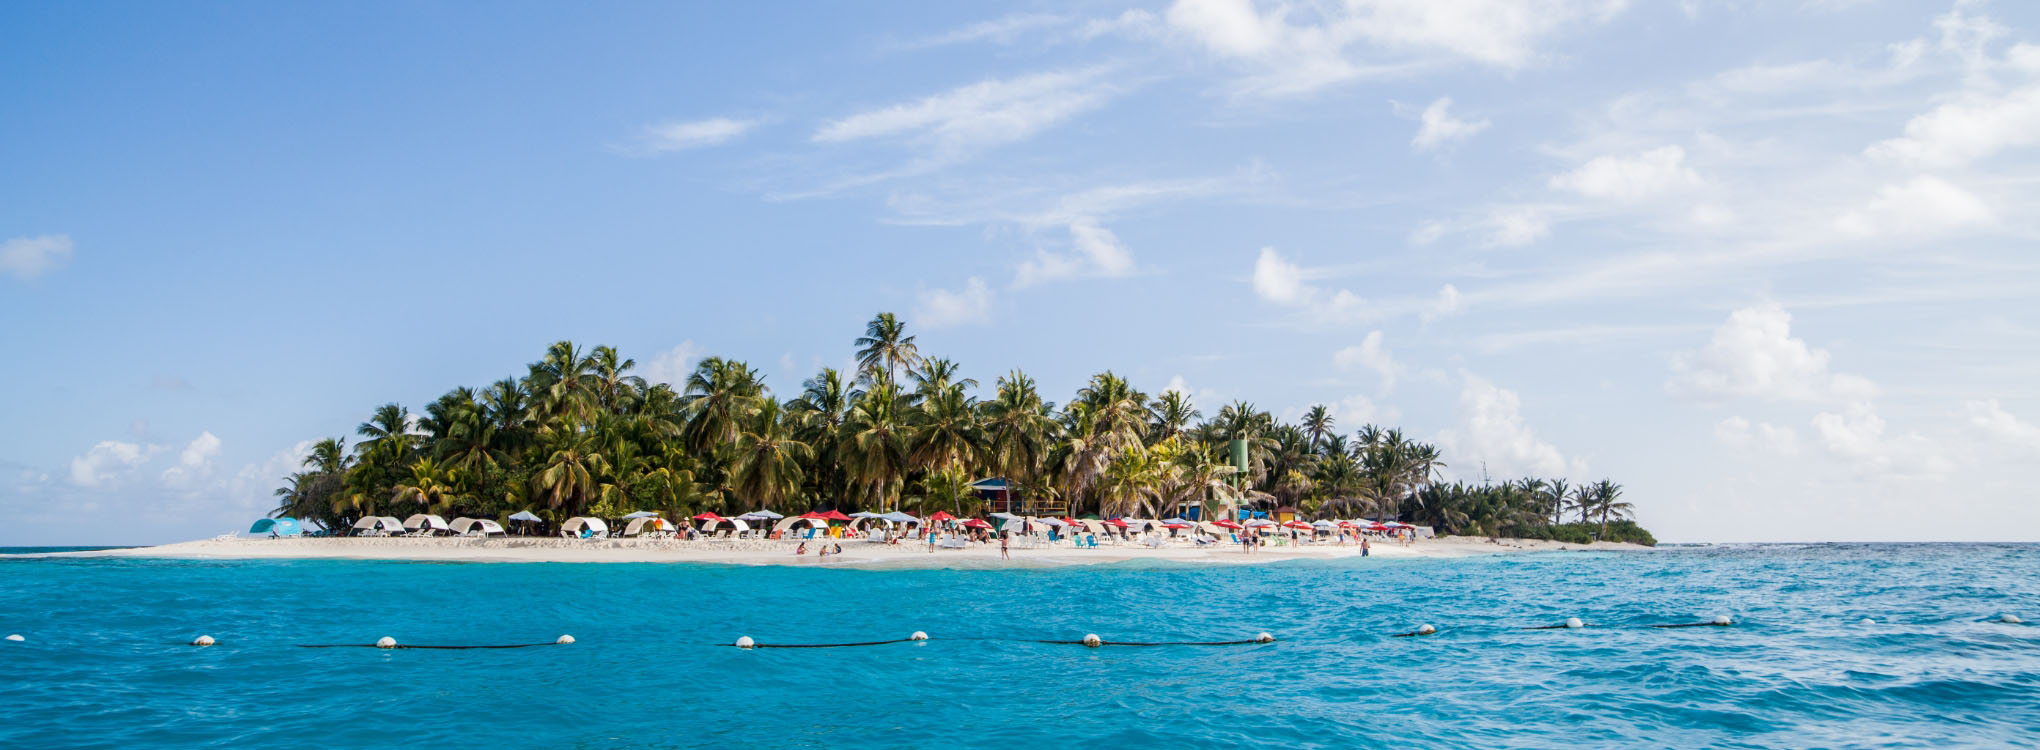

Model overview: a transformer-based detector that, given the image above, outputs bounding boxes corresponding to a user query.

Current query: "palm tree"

[1149,390,1200,444]
[680,357,765,459]
[1589,479,1631,538]
[909,383,983,478]
[841,377,910,510]
[589,345,646,415]
[1301,404,1335,453]
[1544,478,1571,526]
[980,370,1058,491]
[788,367,851,503]
[532,430,606,516]
[391,458,464,516]
[854,312,922,384]
[729,400,812,512]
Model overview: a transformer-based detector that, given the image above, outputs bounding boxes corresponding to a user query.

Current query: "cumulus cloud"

[640,341,704,386]
[1014,219,1138,286]
[1964,399,2040,452]
[1437,371,1579,479]
[1410,97,1490,150]
[160,431,222,489]
[1811,402,1952,479]
[1484,206,1551,247]
[1,234,73,279]
[1715,416,1800,455]
[813,67,1120,156]
[1835,175,1994,236]
[1667,303,1876,404]
[1865,78,2040,168]
[69,441,155,488]
[1548,145,1703,201]
[1332,330,1400,392]
[1250,247,1371,319]
[642,117,758,152]
[914,277,994,329]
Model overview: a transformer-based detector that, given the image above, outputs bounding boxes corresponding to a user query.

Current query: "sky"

[4,0,2038,546]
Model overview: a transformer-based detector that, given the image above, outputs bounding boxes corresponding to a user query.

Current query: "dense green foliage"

[272,314,1647,543]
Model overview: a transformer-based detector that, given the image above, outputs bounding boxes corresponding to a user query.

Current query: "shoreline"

[32,536,1653,568]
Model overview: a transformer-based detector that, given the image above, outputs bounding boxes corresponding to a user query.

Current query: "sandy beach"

[54,535,1651,568]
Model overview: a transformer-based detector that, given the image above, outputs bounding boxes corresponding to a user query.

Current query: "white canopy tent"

[561,517,609,538]
[403,514,451,532]
[449,517,506,536]
[623,517,675,536]
[699,517,751,533]
[350,516,405,535]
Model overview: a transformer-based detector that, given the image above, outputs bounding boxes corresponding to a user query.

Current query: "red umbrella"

[821,510,853,521]
[1213,519,1243,529]
[1283,520,1314,530]
[691,512,722,522]
[798,512,828,520]
[1104,518,1128,528]
[1163,521,1192,529]
[926,511,957,522]
[962,518,991,529]
[1060,517,1081,526]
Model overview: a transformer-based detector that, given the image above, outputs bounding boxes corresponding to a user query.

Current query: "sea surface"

[2,543,2035,749]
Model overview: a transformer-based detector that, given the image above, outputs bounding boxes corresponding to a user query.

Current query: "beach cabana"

[350,516,405,536]
[450,517,506,536]
[561,516,609,539]
[403,514,451,535]
[699,517,751,534]
[249,517,301,536]
[623,517,675,536]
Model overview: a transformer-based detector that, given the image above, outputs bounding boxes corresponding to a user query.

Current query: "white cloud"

[1014,219,1138,286]
[1332,330,1400,392]
[1410,97,1490,150]
[1425,283,1463,320]
[1714,416,1800,455]
[1667,303,1877,404]
[812,67,1119,156]
[1485,206,1551,247]
[1811,402,1952,479]
[69,441,154,488]
[641,341,704,386]
[1,234,73,279]
[1164,0,1627,95]
[1835,175,1994,236]
[914,277,994,329]
[1548,145,1703,201]
[1250,247,1373,320]
[1161,375,1222,408]
[1437,371,1579,479]
[642,117,757,152]
[160,431,222,488]
[1963,399,2040,452]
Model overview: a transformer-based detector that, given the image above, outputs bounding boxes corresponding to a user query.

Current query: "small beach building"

[450,517,506,536]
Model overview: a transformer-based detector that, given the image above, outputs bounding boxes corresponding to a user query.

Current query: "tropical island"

[246,313,1651,551]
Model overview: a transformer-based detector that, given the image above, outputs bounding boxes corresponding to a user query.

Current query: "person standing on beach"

[1000,532,1010,560]
[1361,536,1370,557]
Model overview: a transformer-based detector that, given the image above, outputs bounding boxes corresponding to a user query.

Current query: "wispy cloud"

[1,234,73,279]
[812,66,1123,157]
[638,117,759,153]
[891,13,1071,51]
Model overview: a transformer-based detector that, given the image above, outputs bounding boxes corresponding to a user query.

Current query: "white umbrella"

[1245,518,1277,528]
[622,511,660,520]
[742,509,784,520]
[508,511,542,522]
[880,511,919,524]
[849,511,884,519]
[1312,520,1336,529]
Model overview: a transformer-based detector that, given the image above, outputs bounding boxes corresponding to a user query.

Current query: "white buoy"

[4,634,22,642]
[191,635,216,646]
[1416,624,1437,636]
[1859,618,1875,626]
[1255,632,1275,643]
[909,631,929,641]
[1082,634,1102,647]
[735,636,755,649]
[2001,614,2023,624]
[555,635,575,644]
[1565,617,1585,629]
[1712,615,1733,626]
[375,636,397,649]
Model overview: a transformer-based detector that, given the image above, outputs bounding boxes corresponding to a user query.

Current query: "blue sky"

[5,0,2038,545]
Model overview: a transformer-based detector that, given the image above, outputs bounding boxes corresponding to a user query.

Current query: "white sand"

[53,535,1650,568]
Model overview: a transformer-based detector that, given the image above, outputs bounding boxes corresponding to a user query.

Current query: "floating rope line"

[737,637,918,649]
[297,642,565,650]
[1651,616,1735,629]
[1521,617,1589,630]
[731,632,1274,649]
[1391,624,1439,638]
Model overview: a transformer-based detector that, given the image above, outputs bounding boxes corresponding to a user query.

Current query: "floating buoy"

[191,635,216,647]
[735,636,755,649]
[1255,632,1275,643]
[1082,634,1102,647]
[1565,617,1585,629]
[4,634,22,642]
[909,631,929,641]
[1712,615,1733,626]
[1859,618,1875,626]
[2001,614,2023,624]
[375,637,397,649]
[555,635,575,644]
[1417,624,1437,636]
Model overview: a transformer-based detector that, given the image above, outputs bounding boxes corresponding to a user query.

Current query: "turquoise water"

[2,544,2036,749]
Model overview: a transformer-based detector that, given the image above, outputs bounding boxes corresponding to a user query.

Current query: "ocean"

[2,544,2035,749]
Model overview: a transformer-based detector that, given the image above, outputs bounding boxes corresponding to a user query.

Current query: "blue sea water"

[2,544,2036,749]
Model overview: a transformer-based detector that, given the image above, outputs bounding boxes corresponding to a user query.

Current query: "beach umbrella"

[622,511,660,520]
[849,511,883,519]
[692,512,723,522]
[880,511,919,524]
[1162,520,1192,529]
[745,509,784,520]
[1061,516,1081,526]
[1213,519,1244,530]
[926,511,957,522]
[1311,520,1336,529]
[736,511,776,522]
[962,519,992,529]
[1104,518,1128,528]
[799,512,828,520]
[821,510,853,522]
[509,510,542,522]
[1244,519,1277,528]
